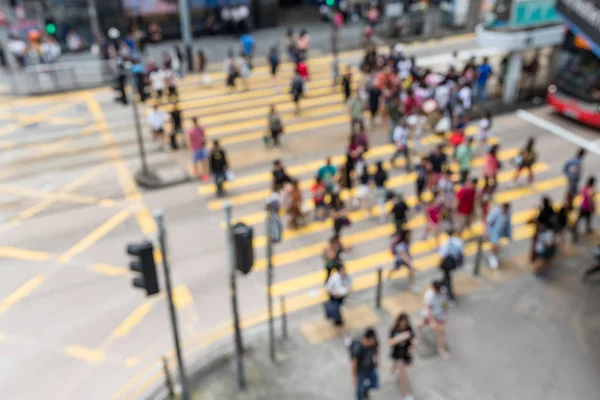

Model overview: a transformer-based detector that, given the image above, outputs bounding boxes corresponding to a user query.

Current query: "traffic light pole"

[266,207,275,362]
[224,201,246,390]
[154,211,190,400]
[177,0,194,72]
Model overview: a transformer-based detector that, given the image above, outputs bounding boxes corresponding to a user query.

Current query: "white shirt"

[424,288,448,320]
[239,4,250,19]
[413,115,427,138]
[439,236,464,259]
[458,86,472,109]
[325,272,352,297]
[150,70,166,91]
[147,110,168,130]
[8,39,26,55]
[479,118,490,140]
[221,8,231,21]
[393,125,410,148]
[40,42,61,63]
[67,34,83,51]
[434,83,451,108]
[397,59,412,80]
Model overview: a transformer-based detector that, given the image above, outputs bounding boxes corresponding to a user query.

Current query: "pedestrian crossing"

[149,44,591,334]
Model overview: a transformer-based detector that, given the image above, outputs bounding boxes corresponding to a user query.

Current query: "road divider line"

[110,302,155,339]
[0,246,51,262]
[0,274,46,316]
[58,205,137,264]
[65,345,105,363]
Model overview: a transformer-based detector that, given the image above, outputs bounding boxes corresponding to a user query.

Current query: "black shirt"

[428,152,447,173]
[359,171,370,185]
[373,170,387,188]
[351,340,378,375]
[273,169,292,187]
[209,149,228,173]
[392,201,408,221]
[389,327,414,360]
[171,109,182,130]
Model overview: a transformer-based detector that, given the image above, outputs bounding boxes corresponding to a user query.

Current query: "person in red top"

[455,178,478,235]
[311,176,327,221]
[296,59,309,93]
[186,117,209,181]
[403,88,417,116]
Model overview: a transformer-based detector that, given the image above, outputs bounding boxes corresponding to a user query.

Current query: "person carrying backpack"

[266,105,283,147]
[438,228,464,302]
[351,328,380,400]
[563,148,586,209]
[290,71,304,115]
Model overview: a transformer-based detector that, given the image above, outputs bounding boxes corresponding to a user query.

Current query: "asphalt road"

[0,35,599,400]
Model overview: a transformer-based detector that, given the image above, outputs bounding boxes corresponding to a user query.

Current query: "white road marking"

[516,110,600,156]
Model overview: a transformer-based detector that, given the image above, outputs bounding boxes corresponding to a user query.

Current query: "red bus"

[547,30,600,128]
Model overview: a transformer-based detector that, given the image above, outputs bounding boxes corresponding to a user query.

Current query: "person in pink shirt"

[186,117,208,181]
[455,178,478,235]
[572,176,596,242]
[483,144,501,190]
[423,190,444,248]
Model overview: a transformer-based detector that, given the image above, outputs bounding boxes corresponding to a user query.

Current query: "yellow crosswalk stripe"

[252,152,541,248]
[155,64,354,106]
[207,125,482,210]
[253,164,553,272]
[277,223,535,318]
[269,209,538,297]
[202,125,485,196]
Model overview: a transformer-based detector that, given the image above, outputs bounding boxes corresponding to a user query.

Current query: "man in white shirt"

[149,67,166,98]
[438,229,464,301]
[457,83,472,110]
[8,36,27,67]
[390,118,411,171]
[147,104,168,148]
[325,265,352,344]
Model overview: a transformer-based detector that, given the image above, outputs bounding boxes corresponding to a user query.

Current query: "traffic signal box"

[127,240,160,296]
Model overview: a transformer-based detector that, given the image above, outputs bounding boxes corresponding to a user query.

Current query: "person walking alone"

[389,314,416,400]
[186,117,209,181]
[418,280,449,358]
[455,136,474,184]
[563,148,586,209]
[513,137,537,185]
[290,71,305,115]
[268,46,280,92]
[373,161,389,222]
[485,202,513,269]
[266,105,284,148]
[325,265,352,342]
[438,229,464,302]
[351,328,380,400]
[390,118,411,171]
[483,144,501,190]
[209,140,229,196]
[388,229,417,293]
[572,176,596,242]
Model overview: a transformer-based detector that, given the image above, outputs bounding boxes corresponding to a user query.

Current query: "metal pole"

[266,207,276,361]
[224,201,246,390]
[128,72,150,175]
[86,0,102,43]
[280,296,288,340]
[162,356,176,399]
[177,0,194,72]
[375,268,383,308]
[473,234,485,276]
[154,211,190,400]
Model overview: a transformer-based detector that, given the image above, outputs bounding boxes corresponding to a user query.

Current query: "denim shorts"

[193,148,206,163]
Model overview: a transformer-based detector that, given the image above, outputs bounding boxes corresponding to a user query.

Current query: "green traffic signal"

[45,23,56,35]
[326,0,334,5]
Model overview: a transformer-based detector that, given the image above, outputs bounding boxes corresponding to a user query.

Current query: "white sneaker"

[405,395,416,400]
[344,337,352,347]
[490,255,500,270]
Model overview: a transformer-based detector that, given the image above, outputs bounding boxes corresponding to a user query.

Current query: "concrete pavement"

[190,235,600,400]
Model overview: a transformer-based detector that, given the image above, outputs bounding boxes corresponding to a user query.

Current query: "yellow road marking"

[253,165,554,272]
[125,357,140,368]
[209,141,513,212]
[65,345,105,363]
[9,164,113,224]
[110,302,155,339]
[0,274,46,316]
[172,285,193,309]
[0,246,51,262]
[0,332,6,342]
[30,137,72,157]
[0,102,76,137]
[87,95,156,235]
[92,263,128,276]
[0,184,112,209]
[270,208,539,297]
[58,205,137,264]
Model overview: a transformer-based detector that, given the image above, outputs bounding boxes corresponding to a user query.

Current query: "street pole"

[224,201,246,390]
[86,0,102,43]
[154,211,190,400]
[177,0,194,72]
[266,207,275,362]
[0,0,18,93]
[128,72,149,175]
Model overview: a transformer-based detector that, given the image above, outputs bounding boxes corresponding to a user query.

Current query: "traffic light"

[127,240,160,296]
[232,222,254,275]
[326,0,335,6]
[44,18,56,36]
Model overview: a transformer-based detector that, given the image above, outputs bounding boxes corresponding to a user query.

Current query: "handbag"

[225,171,235,182]
[324,300,339,320]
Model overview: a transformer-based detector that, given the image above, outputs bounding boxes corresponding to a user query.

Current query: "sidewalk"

[187,233,600,400]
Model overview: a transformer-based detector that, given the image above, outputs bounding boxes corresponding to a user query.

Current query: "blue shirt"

[317,165,337,187]
[240,34,255,56]
[477,63,492,86]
